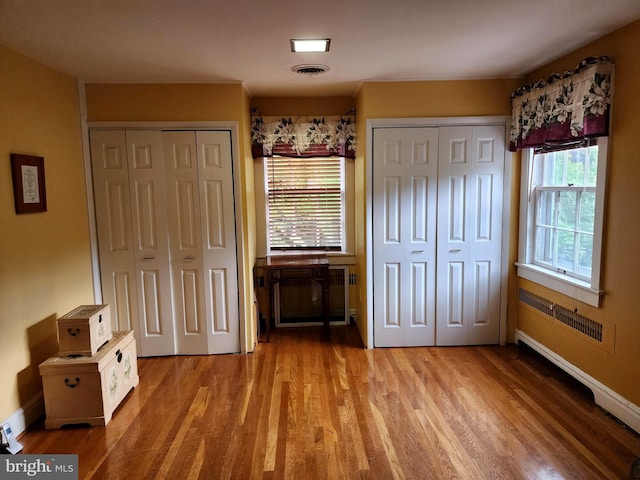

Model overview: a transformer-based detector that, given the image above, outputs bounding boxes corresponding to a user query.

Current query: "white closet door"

[196,131,239,354]
[90,131,138,335]
[373,127,438,347]
[163,131,208,354]
[125,131,176,356]
[91,131,177,356]
[436,125,504,345]
[163,131,239,354]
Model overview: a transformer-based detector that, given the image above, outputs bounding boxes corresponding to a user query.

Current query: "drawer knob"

[116,349,123,363]
[64,377,80,388]
[99,314,102,323]
[67,328,81,337]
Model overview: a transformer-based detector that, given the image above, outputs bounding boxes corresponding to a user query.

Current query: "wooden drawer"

[39,331,139,429]
[57,304,112,357]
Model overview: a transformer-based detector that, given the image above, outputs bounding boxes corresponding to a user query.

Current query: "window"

[517,138,608,307]
[265,155,345,251]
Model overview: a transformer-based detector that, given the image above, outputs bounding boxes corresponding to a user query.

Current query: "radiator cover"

[518,288,603,342]
[275,266,349,327]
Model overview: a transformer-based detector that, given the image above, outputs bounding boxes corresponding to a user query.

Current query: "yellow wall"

[241,88,258,349]
[0,45,94,422]
[250,96,355,116]
[354,78,520,346]
[359,79,517,119]
[515,20,640,406]
[85,82,258,353]
[85,83,245,122]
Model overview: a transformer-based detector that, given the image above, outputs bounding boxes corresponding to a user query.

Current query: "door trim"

[365,116,512,349]
[80,115,247,353]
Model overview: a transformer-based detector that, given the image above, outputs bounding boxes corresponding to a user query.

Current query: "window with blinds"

[265,155,344,250]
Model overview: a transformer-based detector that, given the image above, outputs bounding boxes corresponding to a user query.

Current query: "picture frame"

[10,153,47,214]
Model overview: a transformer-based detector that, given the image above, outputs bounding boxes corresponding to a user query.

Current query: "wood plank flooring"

[19,325,640,479]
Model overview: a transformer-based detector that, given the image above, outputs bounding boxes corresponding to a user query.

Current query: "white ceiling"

[1,0,639,97]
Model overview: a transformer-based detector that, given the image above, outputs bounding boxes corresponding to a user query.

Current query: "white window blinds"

[266,156,344,250]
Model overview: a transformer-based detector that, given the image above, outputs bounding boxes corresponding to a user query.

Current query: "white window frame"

[264,155,346,252]
[533,185,596,281]
[254,155,355,258]
[516,137,608,307]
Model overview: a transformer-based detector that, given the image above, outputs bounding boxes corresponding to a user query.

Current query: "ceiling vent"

[291,64,330,77]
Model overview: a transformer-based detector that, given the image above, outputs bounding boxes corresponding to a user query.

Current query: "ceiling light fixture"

[290,39,331,53]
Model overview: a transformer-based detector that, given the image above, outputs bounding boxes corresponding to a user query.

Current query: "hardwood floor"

[19,325,640,479]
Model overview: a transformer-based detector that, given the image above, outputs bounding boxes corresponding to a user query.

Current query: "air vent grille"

[518,288,603,342]
[291,64,330,76]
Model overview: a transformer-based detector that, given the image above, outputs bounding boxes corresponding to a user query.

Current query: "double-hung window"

[265,155,345,251]
[517,138,608,307]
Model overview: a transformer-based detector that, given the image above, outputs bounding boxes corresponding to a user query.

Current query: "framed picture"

[10,153,47,214]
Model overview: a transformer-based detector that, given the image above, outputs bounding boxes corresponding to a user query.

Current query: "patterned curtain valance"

[251,114,356,159]
[509,57,614,152]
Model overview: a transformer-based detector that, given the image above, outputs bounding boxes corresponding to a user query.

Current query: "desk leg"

[264,280,273,343]
[322,269,330,336]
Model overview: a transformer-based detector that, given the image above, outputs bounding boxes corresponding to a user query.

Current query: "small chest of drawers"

[39,331,139,429]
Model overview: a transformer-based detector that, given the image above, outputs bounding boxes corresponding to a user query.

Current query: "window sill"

[515,262,603,308]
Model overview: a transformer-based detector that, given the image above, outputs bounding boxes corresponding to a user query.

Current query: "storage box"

[57,304,112,357]
[39,330,139,429]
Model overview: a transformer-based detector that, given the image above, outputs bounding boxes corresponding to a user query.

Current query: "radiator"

[518,288,603,342]
[275,266,349,327]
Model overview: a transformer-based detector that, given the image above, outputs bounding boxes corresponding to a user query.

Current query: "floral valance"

[509,57,614,152]
[251,114,356,159]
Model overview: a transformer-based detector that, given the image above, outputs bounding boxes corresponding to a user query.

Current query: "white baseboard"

[515,329,640,435]
[2,393,44,437]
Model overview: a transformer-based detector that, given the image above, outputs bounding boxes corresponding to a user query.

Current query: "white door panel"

[111,271,135,332]
[180,268,202,334]
[90,131,138,334]
[436,125,504,345]
[373,124,504,347]
[126,130,175,356]
[374,127,438,347]
[92,128,239,357]
[164,131,208,354]
[196,131,239,354]
[468,126,504,344]
[163,130,239,354]
[437,126,471,345]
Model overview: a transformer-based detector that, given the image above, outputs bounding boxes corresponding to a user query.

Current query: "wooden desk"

[258,256,330,342]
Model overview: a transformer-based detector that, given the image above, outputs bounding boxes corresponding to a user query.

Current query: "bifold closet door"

[373,127,438,347]
[90,130,176,356]
[436,125,504,345]
[91,129,239,356]
[163,131,239,355]
[372,123,505,347]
